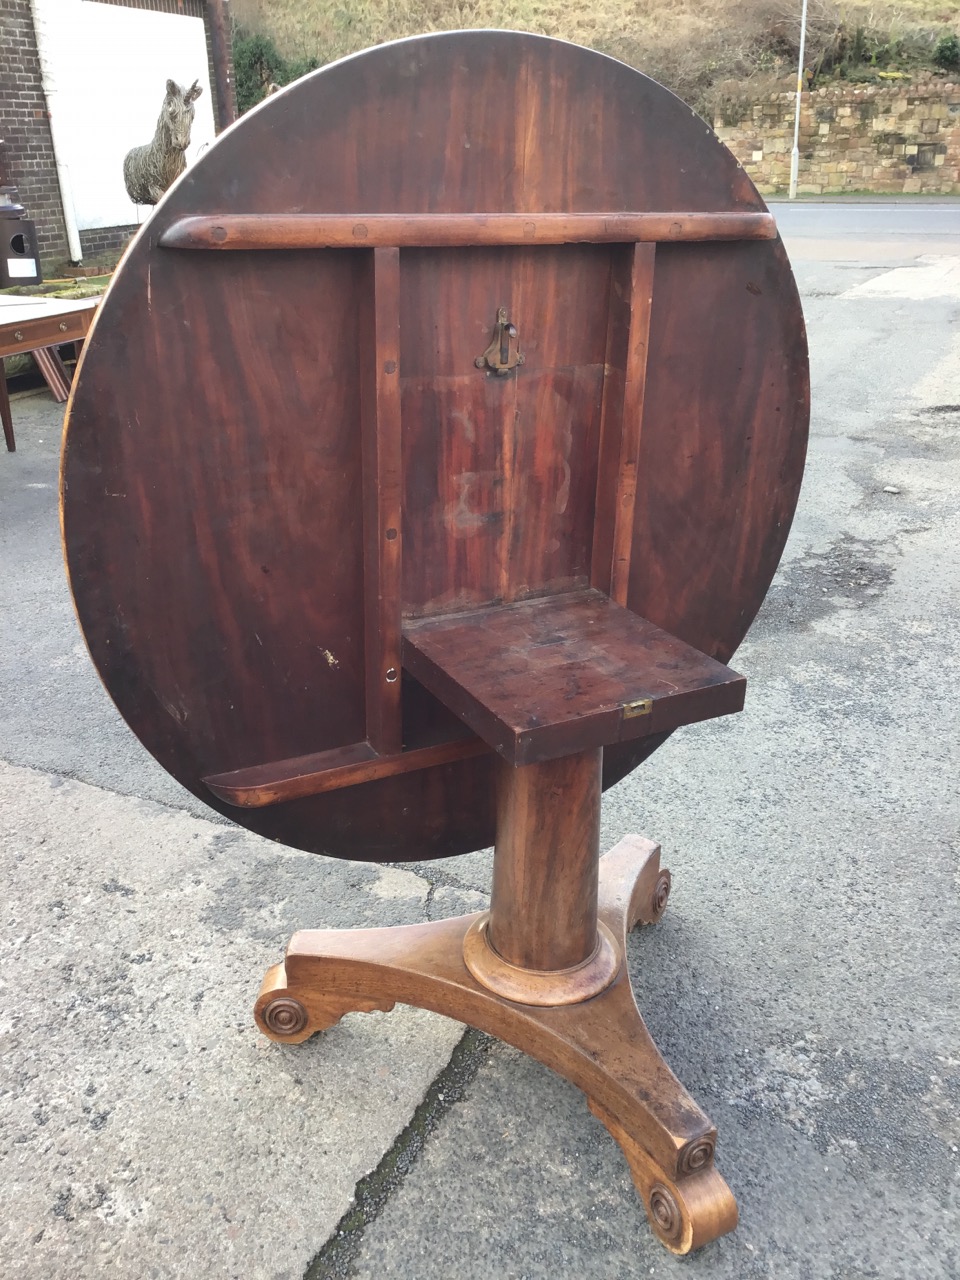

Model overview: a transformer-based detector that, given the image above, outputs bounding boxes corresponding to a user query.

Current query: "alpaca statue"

[123,79,203,206]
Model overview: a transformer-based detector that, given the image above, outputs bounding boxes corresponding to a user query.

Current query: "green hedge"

[233,26,319,114]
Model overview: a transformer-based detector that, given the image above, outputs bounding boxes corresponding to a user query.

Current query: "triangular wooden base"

[254,836,737,1254]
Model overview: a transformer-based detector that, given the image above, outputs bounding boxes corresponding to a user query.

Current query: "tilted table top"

[61,31,809,863]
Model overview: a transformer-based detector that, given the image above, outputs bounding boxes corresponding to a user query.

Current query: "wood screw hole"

[385,528,397,540]
[385,667,398,682]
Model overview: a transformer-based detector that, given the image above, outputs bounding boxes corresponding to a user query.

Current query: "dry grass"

[232,0,960,111]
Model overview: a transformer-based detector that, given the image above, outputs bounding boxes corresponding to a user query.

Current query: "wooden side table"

[61,32,809,1254]
[1,295,98,451]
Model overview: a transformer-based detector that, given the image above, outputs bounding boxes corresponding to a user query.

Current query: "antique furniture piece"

[62,32,808,1254]
[1,294,98,451]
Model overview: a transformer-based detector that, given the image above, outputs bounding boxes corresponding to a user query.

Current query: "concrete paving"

[0,762,478,1278]
[2,207,959,1278]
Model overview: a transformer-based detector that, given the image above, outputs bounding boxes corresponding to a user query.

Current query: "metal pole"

[206,0,237,131]
[789,0,810,200]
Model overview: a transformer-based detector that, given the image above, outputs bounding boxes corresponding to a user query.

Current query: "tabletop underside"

[61,31,809,862]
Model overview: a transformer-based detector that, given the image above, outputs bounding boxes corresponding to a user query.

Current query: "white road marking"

[912,329,960,405]
[840,254,960,300]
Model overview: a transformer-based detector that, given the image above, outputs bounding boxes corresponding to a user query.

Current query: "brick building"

[0,0,235,272]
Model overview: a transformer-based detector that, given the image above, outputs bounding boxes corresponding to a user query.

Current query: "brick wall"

[79,224,138,261]
[0,0,71,268]
[1,0,235,275]
[715,75,960,195]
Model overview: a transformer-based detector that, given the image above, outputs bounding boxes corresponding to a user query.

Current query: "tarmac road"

[772,197,960,259]
[1,201,958,1279]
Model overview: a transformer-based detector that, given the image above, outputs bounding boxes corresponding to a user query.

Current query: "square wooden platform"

[402,588,745,766]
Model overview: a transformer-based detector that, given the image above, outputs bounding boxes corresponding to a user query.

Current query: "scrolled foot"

[254,962,395,1044]
[261,994,310,1038]
[590,1102,738,1254]
[597,835,672,931]
[643,1166,736,1254]
[646,867,672,926]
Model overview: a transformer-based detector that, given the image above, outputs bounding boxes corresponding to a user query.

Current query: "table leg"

[1,357,14,452]
[33,345,72,403]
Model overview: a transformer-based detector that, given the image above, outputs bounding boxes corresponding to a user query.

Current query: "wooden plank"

[399,244,610,619]
[159,211,777,251]
[591,245,656,600]
[203,736,489,807]
[591,246,633,594]
[611,243,656,604]
[623,240,810,659]
[66,249,370,787]
[361,247,404,754]
[402,588,745,767]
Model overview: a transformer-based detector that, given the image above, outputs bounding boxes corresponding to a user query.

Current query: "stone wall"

[714,76,960,195]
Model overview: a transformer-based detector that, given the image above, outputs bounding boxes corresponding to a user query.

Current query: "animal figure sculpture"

[123,79,203,206]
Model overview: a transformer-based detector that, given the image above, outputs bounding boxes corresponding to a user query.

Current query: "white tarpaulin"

[32,0,216,231]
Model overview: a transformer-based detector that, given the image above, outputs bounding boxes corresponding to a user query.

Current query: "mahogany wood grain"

[65,249,369,787]
[360,247,403,754]
[203,735,489,807]
[63,31,808,861]
[610,244,656,604]
[489,749,601,970]
[630,238,810,663]
[159,211,778,251]
[590,248,631,592]
[462,915,619,1006]
[401,589,745,766]
[399,244,610,617]
[591,244,656,600]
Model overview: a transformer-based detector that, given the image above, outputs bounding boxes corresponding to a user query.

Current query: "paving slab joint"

[303,1028,493,1280]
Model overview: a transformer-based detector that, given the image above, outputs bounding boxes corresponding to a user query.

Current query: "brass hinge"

[475,307,524,376]
[622,698,653,719]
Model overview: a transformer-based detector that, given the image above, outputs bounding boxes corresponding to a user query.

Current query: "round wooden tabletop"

[62,31,808,863]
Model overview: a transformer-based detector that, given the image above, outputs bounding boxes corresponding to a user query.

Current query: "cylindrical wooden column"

[488,748,602,972]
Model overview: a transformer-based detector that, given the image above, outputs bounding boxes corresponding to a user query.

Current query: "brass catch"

[475,307,524,376]
[622,698,653,719]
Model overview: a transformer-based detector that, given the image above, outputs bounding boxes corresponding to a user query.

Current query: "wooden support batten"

[159,211,778,251]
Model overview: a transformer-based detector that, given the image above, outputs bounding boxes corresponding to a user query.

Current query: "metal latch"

[475,307,524,376]
[622,698,653,719]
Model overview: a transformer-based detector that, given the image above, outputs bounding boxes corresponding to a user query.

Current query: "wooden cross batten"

[159,210,777,250]
[195,214,770,808]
